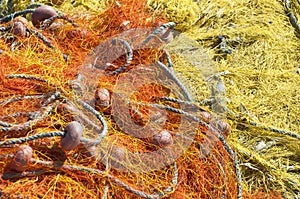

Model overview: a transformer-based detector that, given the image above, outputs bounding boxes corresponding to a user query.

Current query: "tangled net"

[0,0,299,199]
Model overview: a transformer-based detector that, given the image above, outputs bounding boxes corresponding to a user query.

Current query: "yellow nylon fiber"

[148,0,300,198]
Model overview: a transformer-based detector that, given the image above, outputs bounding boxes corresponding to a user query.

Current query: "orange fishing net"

[0,0,285,198]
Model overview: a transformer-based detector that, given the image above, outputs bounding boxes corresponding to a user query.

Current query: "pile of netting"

[0,0,299,198]
[148,0,300,198]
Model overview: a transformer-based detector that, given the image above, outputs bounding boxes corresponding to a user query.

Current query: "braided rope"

[0,101,58,132]
[162,49,173,68]
[6,74,48,83]
[109,38,133,75]
[78,100,108,145]
[158,96,203,111]
[0,9,35,23]
[40,14,79,30]
[26,4,43,9]
[0,111,38,119]
[0,26,11,31]
[140,22,175,48]
[156,61,192,101]
[0,94,45,106]
[60,100,104,142]
[0,131,64,146]
[29,28,56,50]
[248,120,300,140]
[2,169,46,180]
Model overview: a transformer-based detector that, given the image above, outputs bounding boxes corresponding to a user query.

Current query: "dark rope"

[109,38,133,75]
[0,9,35,23]
[140,22,175,48]
[0,131,64,146]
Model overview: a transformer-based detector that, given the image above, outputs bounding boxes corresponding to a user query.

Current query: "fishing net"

[0,0,299,198]
[149,0,300,198]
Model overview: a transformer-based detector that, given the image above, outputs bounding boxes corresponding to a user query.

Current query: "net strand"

[2,158,178,199]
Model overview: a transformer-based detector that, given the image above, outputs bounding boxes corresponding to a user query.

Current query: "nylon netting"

[0,0,299,199]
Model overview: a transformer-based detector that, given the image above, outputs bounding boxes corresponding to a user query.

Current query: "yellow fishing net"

[0,0,299,198]
[148,0,300,198]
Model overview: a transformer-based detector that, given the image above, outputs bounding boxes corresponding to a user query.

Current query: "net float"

[95,88,110,108]
[14,17,29,27]
[11,21,27,37]
[61,121,83,151]
[10,145,33,172]
[152,130,173,147]
[31,5,58,28]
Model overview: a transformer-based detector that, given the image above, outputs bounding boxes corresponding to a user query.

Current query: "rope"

[0,131,65,146]
[78,100,108,145]
[40,14,79,30]
[140,22,175,48]
[0,9,35,23]
[109,38,133,75]
[0,101,58,132]
[0,94,45,106]
[248,120,300,140]
[156,61,192,101]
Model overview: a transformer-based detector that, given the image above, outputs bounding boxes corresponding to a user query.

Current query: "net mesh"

[0,0,299,198]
